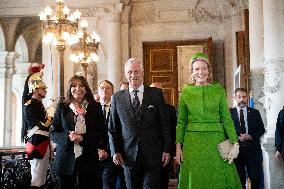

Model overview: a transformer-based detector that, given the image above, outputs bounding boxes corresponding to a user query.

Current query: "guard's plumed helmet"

[28,72,46,93]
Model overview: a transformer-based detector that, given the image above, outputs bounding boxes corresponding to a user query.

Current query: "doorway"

[143,38,213,107]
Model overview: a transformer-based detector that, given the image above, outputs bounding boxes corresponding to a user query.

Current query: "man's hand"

[98,149,108,161]
[175,144,183,165]
[275,151,282,162]
[162,152,170,167]
[238,134,252,141]
[113,153,124,166]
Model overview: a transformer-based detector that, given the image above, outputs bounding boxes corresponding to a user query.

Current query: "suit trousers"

[123,148,161,189]
[234,146,263,189]
[99,159,126,189]
[60,156,99,189]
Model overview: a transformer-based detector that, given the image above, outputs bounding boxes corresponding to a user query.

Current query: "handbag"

[217,139,233,161]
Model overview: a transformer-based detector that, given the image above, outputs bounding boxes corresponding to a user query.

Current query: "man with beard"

[230,88,265,189]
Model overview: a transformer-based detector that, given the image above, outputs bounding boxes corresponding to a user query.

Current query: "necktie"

[133,90,140,121]
[103,104,108,120]
[239,109,246,134]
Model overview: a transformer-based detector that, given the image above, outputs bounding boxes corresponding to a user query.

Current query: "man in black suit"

[275,106,284,161]
[98,80,126,189]
[108,58,171,189]
[230,88,265,189]
[150,82,177,189]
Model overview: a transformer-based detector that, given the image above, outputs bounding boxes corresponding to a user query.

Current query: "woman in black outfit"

[51,75,108,189]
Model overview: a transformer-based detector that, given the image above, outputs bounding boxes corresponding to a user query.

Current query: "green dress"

[176,83,242,189]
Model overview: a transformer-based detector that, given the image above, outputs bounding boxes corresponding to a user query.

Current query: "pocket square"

[148,105,154,108]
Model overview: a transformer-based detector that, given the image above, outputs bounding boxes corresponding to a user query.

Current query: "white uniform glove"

[228,143,239,164]
[47,106,56,118]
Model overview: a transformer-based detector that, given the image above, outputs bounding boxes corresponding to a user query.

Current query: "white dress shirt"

[236,106,248,134]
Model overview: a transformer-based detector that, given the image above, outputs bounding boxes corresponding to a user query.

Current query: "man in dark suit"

[230,88,265,189]
[275,106,284,161]
[98,80,126,189]
[108,58,171,189]
[150,82,177,189]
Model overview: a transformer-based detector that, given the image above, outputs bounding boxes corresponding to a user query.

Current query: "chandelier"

[39,0,81,97]
[69,20,101,78]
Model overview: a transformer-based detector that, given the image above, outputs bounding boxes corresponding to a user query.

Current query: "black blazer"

[51,101,108,175]
[275,109,284,160]
[165,104,177,157]
[108,86,171,168]
[230,107,265,160]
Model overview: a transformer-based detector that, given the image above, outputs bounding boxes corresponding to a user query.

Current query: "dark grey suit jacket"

[108,86,171,168]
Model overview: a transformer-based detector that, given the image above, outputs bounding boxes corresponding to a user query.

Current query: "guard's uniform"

[22,72,52,187]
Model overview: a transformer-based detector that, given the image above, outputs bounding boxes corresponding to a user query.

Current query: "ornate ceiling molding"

[129,0,248,25]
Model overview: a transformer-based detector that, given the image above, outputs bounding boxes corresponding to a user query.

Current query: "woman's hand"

[175,143,183,165]
[228,143,239,164]
[69,131,83,143]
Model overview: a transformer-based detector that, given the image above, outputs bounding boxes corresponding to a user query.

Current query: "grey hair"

[124,58,144,70]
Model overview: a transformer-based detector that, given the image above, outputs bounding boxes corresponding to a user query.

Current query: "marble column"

[262,0,284,188]
[0,51,16,147]
[13,62,30,146]
[107,4,123,90]
[42,43,59,103]
[249,0,265,112]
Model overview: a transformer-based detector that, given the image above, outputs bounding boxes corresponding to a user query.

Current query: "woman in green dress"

[175,52,242,189]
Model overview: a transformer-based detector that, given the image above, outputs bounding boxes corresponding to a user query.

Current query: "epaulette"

[24,99,32,106]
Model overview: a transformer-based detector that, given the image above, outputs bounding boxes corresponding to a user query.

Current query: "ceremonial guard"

[22,71,54,188]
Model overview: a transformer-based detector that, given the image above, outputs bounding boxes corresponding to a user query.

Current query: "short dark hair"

[99,80,114,91]
[234,88,247,94]
[119,81,129,86]
[66,75,95,104]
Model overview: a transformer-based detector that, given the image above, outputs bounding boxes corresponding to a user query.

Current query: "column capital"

[105,3,123,23]
[0,51,17,78]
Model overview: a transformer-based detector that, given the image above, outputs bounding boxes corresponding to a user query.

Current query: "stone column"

[249,1,271,188]
[106,4,123,90]
[262,0,284,188]
[121,5,131,72]
[42,43,59,103]
[249,0,265,112]
[0,51,16,147]
[13,62,30,146]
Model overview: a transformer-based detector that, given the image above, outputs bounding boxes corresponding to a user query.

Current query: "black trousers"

[123,149,161,189]
[161,163,170,189]
[60,156,99,189]
[234,146,263,189]
[99,160,126,189]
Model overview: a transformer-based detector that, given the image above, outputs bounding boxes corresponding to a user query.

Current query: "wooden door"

[143,39,213,107]
[236,9,250,94]
[144,42,178,106]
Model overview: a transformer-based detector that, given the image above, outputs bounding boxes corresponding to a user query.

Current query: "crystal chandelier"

[69,20,101,78]
[39,0,81,97]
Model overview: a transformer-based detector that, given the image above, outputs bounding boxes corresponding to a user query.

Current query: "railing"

[0,147,59,189]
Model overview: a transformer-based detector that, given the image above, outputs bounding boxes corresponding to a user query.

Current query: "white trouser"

[30,144,50,187]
